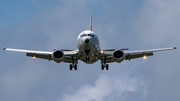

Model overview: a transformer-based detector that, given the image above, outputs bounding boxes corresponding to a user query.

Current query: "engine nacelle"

[52,50,64,63]
[112,50,125,63]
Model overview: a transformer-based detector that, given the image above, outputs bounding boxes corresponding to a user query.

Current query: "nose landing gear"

[86,57,90,61]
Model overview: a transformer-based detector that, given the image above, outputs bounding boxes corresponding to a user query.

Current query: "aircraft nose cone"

[85,38,89,43]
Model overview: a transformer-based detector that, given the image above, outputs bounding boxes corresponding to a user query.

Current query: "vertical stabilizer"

[90,13,92,31]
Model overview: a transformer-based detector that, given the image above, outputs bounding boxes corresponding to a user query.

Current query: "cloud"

[61,73,147,101]
[130,0,180,101]
[62,75,113,101]
[132,0,180,47]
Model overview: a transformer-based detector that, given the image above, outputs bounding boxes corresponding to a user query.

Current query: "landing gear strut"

[101,56,109,70]
[70,56,77,70]
[101,64,109,70]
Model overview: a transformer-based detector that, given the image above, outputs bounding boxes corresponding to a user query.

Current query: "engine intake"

[112,50,124,63]
[113,50,124,58]
[52,50,64,63]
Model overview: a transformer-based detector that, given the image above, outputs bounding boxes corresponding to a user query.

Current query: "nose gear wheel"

[86,57,90,61]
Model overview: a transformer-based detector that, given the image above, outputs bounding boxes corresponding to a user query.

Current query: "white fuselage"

[77,30,101,64]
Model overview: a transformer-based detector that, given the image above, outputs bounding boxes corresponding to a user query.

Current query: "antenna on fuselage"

[90,13,92,31]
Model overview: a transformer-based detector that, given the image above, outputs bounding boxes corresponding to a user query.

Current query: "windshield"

[80,34,94,38]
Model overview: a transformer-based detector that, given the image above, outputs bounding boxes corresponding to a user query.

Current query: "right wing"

[3,48,53,60]
[3,48,52,54]
[3,48,79,63]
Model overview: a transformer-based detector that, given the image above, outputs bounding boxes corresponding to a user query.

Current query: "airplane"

[3,13,177,70]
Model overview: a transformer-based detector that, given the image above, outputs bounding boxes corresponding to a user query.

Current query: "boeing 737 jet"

[3,14,177,70]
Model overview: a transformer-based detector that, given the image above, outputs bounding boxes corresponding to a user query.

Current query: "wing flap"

[26,53,52,60]
[124,47,176,60]
[125,52,153,60]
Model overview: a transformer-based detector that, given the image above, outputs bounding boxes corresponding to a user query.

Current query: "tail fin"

[90,13,92,31]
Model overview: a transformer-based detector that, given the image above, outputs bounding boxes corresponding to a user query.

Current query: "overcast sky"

[0,0,180,101]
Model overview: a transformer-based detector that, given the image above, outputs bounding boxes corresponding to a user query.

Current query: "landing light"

[100,50,104,54]
[143,55,147,59]
[33,56,36,60]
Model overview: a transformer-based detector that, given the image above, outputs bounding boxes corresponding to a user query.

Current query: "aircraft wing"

[3,48,79,63]
[3,48,53,54]
[100,47,176,63]
[124,47,177,60]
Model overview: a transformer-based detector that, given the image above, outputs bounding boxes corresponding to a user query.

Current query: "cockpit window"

[88,34,94,37]
[80,34,86,37]
[80,34,94,38]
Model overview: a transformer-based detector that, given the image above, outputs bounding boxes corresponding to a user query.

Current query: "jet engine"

[52,50,64,63]
[112,50,125,63]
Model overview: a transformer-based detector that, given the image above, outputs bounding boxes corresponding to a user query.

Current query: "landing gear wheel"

[106,64,109,70]
[101,64,104,70]
[70,64,77,70]
[74,64,77,70]
[86,57,90,61]
[70,64,73,70]
[101,64,109,70]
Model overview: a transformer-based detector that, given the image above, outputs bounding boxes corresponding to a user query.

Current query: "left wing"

[100,47,177,63]
[3,48,79,63]
[124,47,177,61]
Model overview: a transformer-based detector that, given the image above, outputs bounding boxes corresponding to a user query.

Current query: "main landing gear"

[101,64,109,70]
[70,64,77,70]
[101,56,109,70]
[70,56,77,70]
